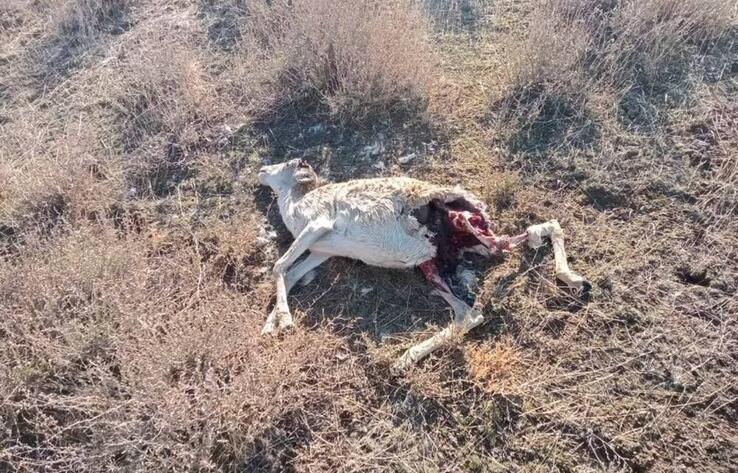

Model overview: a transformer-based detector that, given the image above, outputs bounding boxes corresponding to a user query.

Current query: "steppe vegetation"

[1,0,736,471]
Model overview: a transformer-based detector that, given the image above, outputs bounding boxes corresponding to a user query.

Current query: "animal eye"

[297,160,310,168]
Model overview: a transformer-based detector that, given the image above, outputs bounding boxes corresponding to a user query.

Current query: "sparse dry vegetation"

[236,0,436,124]
[1,0,736,471]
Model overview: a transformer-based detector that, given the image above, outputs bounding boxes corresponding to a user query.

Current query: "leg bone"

[394,261,484,371]
[448,210,527,254]
[527,220,591,295]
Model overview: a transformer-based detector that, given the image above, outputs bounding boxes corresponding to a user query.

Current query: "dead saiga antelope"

[258,158,591,370]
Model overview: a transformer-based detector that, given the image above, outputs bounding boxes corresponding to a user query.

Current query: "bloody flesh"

[412,198,526,286]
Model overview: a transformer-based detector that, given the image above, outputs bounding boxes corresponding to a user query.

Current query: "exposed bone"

[527,220,591,294]
[393,311,483,372]
[446,208,528,254]
[393,261,484,372]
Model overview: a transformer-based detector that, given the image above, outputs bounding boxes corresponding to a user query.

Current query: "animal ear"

[294,167,317,183]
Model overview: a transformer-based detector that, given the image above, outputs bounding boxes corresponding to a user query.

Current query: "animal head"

[258,158,319,193]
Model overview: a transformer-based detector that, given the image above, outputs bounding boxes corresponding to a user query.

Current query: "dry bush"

[92,12,236,196]
[0,0,131,253]
[494,1,600,155]
[0,219,373,471]
[0,112,124,243]
[113,46,214,157]
[610,0,731,72]
[495,0,735,153]
[508,0,733,89]
[420,0,484,32]
[7,0,133,92]
[236,0,436,125]
[105,41,217,152]
[504,1,595,91]
[0,225,149,470]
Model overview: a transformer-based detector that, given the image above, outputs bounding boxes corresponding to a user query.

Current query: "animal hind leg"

[527,220,591,297]
[285,252,331,294]
[393,261,484,371]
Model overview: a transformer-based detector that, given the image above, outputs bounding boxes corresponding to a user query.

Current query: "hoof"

[262,307,294,335]
[563,279,592,301]
[466,309,484,329]
[392,351,416,374]
[261,321,278,335]
[579,280,593,301]
[278,317,295,331]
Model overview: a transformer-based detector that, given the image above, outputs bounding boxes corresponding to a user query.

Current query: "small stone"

[336,351,350,361]
[308,123,326,135]
[398,153,416,164]
[363,140,385,157]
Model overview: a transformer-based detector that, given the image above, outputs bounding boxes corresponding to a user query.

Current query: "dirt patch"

[676,265,712,287]
[582,183,631,210]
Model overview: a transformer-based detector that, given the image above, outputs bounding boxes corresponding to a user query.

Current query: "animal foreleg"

[527,220,591,296]
[262,251,332,334]
[393,261,484,371]
[262,220,333,335]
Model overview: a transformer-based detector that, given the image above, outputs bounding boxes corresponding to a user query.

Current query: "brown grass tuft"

[466,337,523,394]
[236,0,436,125]
[495,0,735,154]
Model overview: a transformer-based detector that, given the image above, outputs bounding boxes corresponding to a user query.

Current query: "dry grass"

[495,0,735,154]
[466,337,523,394]
[50,0,131,39]
[0,222,369,471]
[1,0,737,471]
[234,0,436,125]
